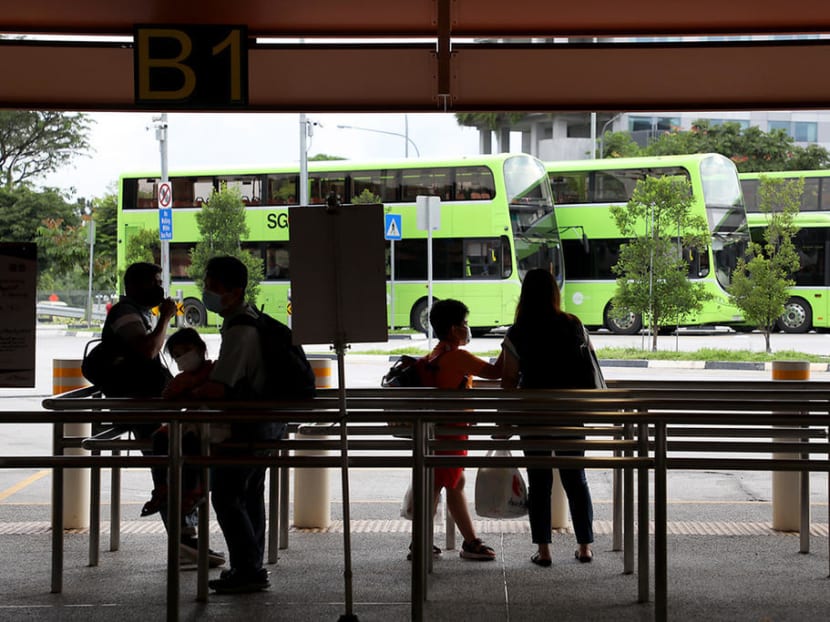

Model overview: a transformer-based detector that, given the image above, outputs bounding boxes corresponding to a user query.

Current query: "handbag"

[577,325,607,389]
[474,450,528,518]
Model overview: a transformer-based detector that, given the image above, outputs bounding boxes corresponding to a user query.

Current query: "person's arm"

[190,380,228,400]
[465,349,503,380]
[136,298,177,359]
[500,339,520,389]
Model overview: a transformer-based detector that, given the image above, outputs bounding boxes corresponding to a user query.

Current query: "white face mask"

[465,325,472,345]
[175,350,203,373]
[202,289,225,314]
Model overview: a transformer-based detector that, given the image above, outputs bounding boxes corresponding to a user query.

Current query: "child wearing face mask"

[141,328,214,518]
[409,299,503,562]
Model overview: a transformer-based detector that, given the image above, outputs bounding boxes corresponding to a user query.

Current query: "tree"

[455,113,529,131]
[610,176,712,351]
[729,177,803,353]
[34,217,88,291]
[352,188,382,204]
[189,185,263,302]
[309,154,346,161]
[0,111,93,189]
[0,186,80,243]
[90,191,118,291]
[597,120,830,172]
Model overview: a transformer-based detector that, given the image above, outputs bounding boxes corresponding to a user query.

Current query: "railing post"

[166,418,181,622]
[623,423,634,574]
[411,416,425,622]
[637,421,649,604]
[655,422,667,622]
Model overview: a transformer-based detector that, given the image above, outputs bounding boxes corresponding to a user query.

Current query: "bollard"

[53,359,91,529]
[771,360,810,531]
[551,469,569,529]
[292,357,335,529]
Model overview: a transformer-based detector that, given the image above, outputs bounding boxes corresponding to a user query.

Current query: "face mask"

[174,350,203,373]
[465,325,472,345]
[202,290,225,314]
[142,285,165,309]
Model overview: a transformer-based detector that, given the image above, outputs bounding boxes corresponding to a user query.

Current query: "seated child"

[411,299,502,561]
[141,328,214,517]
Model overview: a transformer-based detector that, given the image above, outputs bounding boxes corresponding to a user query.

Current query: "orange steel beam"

[1,0,830,37]
[2,40,830,112]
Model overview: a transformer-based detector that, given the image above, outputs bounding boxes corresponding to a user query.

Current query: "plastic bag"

[474,450,528,518]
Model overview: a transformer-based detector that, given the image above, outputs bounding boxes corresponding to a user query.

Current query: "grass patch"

[356,346,830,363]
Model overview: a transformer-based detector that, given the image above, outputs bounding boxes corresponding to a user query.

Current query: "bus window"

[456,166,496,201]
[310,174,346,205]
[463,239,501,278]
[550,173,588,205]
[267,174,299,205]
[264,244,290,280]
[821,179,830,211]
[170,243,194,279]
[218,175,263,205]
[401,167,453,202]
[592,171,630,203]
[741,179,760,212]
[130,179,156,210]
[801,178,820,211]
[792,228,827,286]
[193,179,214,205]
[351,170,398,203]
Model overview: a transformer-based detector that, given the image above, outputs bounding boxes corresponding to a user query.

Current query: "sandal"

[460,538,496,561]
[531,552,552,567]
[407,543,442,561]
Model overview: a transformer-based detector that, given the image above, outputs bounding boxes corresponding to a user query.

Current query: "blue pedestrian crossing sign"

[159,208,173,240]
[384,214,402,240]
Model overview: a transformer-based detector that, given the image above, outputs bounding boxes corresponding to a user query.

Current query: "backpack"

[81,337,172,397]
[227,309,316,400]
[381,355,440,388]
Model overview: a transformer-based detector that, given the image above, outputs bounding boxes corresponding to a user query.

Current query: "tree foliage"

[0,111,93,189]
[729,177,803,353]
[352,188,382,204]
[0,186,80,243]
[610,176,712,351]
[91,191,118,291]
[600,120,830,172]
[34,217,89,291]
[455,113,530,131]
[189,185,263,302]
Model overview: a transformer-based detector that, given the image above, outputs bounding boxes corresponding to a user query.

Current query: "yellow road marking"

[0,470,49,502]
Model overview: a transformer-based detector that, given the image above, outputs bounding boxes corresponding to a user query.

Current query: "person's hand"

[159,297,177,321]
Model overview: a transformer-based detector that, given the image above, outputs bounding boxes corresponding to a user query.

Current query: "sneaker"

[208,568,270,594]
[460,538,496,561]
[179,540,226,568]
[406,543,442,561]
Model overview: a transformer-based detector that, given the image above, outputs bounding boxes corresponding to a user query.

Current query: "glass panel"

[351,170,398,203]
[170,243,194,280]
[740,179,760,213]
[264,243,290,280]
[792,228,826,286]
[266,174,298,205]
[463,238,502,278]
[218,176,262,205]
[821,179,830,212]
[801,178,820,211]
[309,174,347,205]
[794,121,817,142]
[550,172,588,205]
[400,168,454,202]
[455,166,496,200]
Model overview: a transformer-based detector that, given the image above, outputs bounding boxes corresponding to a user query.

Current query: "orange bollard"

[53,359,91,529]
[771,360,810,531]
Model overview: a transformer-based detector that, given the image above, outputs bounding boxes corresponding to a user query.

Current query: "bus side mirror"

[581,233,590,254]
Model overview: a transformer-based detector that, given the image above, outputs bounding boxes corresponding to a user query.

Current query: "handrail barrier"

[17,382,829,622]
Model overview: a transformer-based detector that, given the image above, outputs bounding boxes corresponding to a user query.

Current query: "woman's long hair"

[514,268,566,328]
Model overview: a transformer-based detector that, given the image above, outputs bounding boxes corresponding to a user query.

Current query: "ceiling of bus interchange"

[4,0,830,112]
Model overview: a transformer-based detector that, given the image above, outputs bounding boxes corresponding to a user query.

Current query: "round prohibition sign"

[158,181,173,208]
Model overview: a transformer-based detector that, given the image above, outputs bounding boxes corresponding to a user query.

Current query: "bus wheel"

[181,298,207,328]
[604,306,642,335]
[410,299,433,335]
[777,298,811,333]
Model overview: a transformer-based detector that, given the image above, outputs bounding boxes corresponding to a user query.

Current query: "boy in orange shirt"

[418,298,502,561]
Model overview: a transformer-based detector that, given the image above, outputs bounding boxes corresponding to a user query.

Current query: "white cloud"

[39,112,482,200]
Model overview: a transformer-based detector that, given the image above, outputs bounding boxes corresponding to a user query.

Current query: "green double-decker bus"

[547,154,749,333]
[740,169,830,333]
[117,153,562,333]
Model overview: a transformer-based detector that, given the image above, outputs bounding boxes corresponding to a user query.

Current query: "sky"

[38,112,483,201]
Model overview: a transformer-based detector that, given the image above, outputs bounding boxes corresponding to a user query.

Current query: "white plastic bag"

[474,450,528,518]
[400,483,414,520]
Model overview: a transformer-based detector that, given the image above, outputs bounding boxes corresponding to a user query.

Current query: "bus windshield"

[700,155,749,288]
[504,156,562,284]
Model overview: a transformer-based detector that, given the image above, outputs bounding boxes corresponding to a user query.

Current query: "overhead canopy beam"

[2,0,830,37]
[3,40,830,112]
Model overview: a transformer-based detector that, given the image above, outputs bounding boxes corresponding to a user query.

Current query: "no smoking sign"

[158,181,172,209]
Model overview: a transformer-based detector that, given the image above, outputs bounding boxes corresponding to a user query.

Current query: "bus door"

[462,236,512,328]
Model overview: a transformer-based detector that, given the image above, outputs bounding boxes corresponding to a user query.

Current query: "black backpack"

[227,309,316,400]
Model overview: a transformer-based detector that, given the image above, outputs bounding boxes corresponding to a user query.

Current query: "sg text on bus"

[266,212,289,229]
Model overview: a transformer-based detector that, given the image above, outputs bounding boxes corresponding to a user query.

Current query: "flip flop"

[531,552,552,567]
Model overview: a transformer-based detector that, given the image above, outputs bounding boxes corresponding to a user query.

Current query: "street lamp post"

[336,119,421,157]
